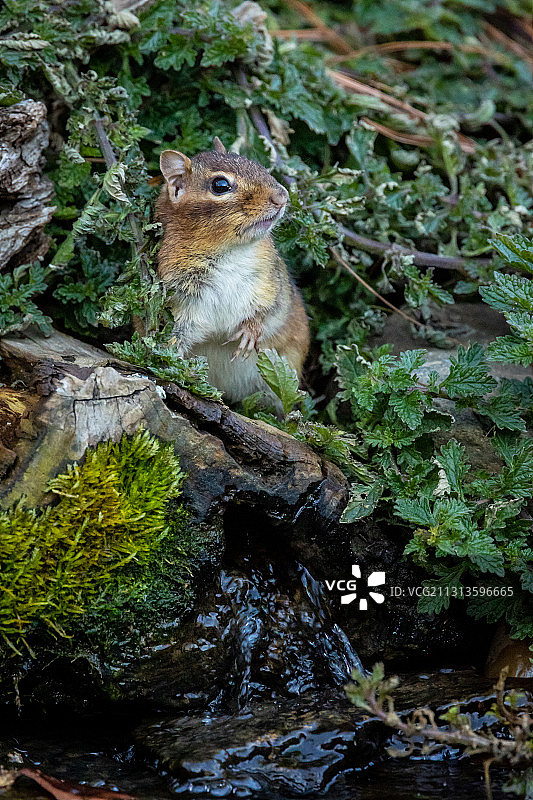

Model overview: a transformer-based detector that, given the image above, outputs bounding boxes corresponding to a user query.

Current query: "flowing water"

[197,559,364,712]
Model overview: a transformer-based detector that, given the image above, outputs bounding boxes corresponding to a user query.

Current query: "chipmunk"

[155,136,309,405]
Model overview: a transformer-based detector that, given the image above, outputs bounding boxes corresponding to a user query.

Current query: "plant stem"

[329,247,426,329]
[93,114,151,332]
[338,225,487,273]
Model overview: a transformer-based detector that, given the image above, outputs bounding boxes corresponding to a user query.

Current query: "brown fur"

[155,144,310,401]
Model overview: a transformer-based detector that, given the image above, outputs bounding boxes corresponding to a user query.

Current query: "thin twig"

[329,69,428,120]
[484,758,495,800]
[360,117,438,148]
[327,39,511,66]
[329,247,428,330]
[273,28,329,41]
[339,225,487,272]
[483,21,533,72]
[329,70,477,154]
[364,685,531,759]
[93,116,116,166]
[282,0,355,55]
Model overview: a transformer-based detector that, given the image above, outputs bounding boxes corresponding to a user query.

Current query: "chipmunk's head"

[159,137,289,250]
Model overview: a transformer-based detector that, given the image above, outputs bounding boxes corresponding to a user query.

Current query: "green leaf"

[490,234,533,275]
[257,348,305,416]
[487,335,533,366]
[394,497,434,527]
[341,482,384,522]
[441,343,497,398]
[477,394,526,431]
[435,440,469,498]
[389,390,423,429]
[480,271,533,317]
[464,533,505,576]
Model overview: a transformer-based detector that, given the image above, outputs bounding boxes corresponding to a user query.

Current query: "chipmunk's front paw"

[226,319,263,361]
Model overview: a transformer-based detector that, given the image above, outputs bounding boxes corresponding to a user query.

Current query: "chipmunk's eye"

[211,176,232,195]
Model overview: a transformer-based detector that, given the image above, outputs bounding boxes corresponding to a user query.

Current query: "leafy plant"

[257,348,306,415]
[0,264,51,337]
[346,663,533,799]
[106,331,222,400]
[482,235,533,366]
[335,235,533,638]
[53,246,119,332]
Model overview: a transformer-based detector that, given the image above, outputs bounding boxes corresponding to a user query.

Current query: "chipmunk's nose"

[270,186,289,208]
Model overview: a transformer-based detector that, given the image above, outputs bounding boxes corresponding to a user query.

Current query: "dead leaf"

[17,768,136,800]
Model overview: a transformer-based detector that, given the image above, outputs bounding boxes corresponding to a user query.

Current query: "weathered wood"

[0,329,349,530]
[0,388,38,479]
[0,100,56,268]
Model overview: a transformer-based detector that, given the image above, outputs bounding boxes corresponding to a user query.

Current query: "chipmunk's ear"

[160,150,192,202]
[213,136,226,154]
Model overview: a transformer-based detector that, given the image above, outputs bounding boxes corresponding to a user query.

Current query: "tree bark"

[0,100,56,269]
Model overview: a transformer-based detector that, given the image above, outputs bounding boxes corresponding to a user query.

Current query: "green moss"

[0,429,186,654]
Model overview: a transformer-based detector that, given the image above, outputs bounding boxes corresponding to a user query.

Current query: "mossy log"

[0,328,349,536]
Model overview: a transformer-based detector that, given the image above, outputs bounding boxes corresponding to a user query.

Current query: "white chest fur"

[177,243,260,344]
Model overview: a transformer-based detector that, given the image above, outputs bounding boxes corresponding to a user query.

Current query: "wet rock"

[136,700,384,797]
[118,521,493,713]
[134,669,504,797]
[118,548,363,713]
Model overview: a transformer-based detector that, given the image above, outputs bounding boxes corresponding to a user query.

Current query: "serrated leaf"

[435,440,469,497]
[417,583,451,614]
[389,390,423,429]
[394,497,434,526]
[487,335,533,366]
[477,394,526,431]
[341,481,384,522]
[441,343,497,398]
[257,348,305,416]
[465,533,505,576]
[490,234,533,275]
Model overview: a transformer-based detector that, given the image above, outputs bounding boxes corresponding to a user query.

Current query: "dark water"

[191,560,364,711]
[0,718,509,800]
[0,552,517,800]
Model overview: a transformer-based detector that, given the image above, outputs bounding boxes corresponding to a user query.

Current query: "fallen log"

[0,328,349,542]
